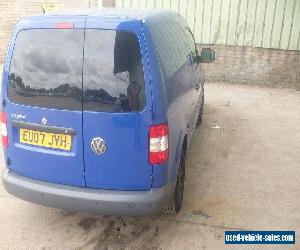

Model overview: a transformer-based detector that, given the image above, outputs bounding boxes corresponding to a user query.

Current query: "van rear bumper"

[2,169,175,216]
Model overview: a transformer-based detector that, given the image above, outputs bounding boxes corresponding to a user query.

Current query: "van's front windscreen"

[8,29,145,112]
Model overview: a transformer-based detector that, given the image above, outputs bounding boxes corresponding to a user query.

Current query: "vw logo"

[91,137,107,155]
[41,118,48,125]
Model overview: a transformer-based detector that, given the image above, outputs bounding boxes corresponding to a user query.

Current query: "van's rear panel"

[83,112,152,190]
[4,24,86,187]
[3,16,154,190]
[6,105,85,186]
[82,19,153,190]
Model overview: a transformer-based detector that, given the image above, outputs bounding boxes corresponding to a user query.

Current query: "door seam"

[82,18,87,187]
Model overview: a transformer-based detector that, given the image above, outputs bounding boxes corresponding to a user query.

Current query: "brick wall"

[1,1,299,89]
[198,45,300,89]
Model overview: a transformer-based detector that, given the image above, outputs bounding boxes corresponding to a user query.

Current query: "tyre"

[164,150,186,214]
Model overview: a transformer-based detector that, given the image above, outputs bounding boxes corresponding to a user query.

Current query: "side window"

[149,18,173,80]
[185,27,198,64]
[175,16,197,65]
[185,28,196,52]
[149,16,191,81]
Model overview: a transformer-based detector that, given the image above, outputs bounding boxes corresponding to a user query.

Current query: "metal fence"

[115,0,300,50]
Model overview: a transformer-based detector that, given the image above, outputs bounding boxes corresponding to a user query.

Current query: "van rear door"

[5,22,86,187]
[83,20,153,191]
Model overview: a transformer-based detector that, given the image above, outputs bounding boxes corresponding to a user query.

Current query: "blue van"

[1,9,214,215]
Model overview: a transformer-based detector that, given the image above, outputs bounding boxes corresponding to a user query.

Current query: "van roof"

[19,8,178,24]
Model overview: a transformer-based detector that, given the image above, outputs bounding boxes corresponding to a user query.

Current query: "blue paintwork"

[142,13,204,187]
[83,17,153,191]
[2,9,204,191]
[2,17,86,187]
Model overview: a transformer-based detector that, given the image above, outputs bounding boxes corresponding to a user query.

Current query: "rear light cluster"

[149,123,169,164]
[0,112,8,148]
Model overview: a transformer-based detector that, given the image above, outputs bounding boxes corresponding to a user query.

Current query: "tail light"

[149,123,168,164]
[0,112,8,148]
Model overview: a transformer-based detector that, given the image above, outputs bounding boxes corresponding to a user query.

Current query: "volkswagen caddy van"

[1,9,215,215]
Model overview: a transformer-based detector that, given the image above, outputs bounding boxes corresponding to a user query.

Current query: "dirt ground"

[0,82,299,250]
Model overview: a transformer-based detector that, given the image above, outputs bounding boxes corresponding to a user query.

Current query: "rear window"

[83,30,145,112]
[9,29,145,112]
[9,29,84,110]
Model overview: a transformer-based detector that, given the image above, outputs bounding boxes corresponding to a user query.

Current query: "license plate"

[20,128,72,151]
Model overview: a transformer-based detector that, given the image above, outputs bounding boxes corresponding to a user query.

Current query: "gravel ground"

[0,82,299,249]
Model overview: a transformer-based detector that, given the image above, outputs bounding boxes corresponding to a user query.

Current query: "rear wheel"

[164,150,186,214]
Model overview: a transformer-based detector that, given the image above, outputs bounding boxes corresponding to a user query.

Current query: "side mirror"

[197,48,215,63]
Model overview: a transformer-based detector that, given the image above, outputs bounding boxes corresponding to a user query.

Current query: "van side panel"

[142,22,169,188]
[144,13,200,188]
